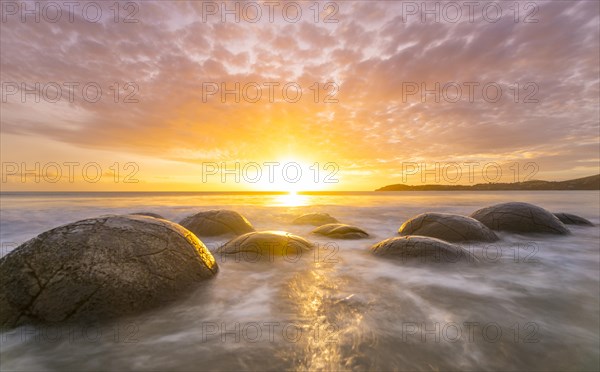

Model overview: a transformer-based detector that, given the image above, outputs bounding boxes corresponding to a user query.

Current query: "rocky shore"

[0,202,593,328]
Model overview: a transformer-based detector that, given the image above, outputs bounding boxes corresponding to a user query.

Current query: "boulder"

[292,213,338,226]
[470,202,570,235]
[180,210,254,237]
[398,212,498,242]
[312,223,369,239]
[216,231,313,262]
[130,212,165,219]
[370,236,477,262]
[0,215,218,328]
[553,212,594,226]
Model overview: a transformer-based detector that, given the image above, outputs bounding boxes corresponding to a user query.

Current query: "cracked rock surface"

[216,231,313,261]
[398,213,498,242]
[0,215,218,328]
[553,212,594,226]
[370,236,477,262]
[180,210,254,237]
[312,223,369,239]
[470,202,570,234]
[292,213,338,226]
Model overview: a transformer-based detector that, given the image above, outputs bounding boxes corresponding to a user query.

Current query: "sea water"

[0,191,598,371]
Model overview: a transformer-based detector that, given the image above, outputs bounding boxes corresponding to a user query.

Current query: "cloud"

[1,0,598,189]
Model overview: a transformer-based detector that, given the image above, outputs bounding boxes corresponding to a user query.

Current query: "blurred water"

[1,191,599,371]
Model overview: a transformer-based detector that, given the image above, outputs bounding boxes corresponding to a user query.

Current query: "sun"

[274,190,310,207]
[249,156,333,193]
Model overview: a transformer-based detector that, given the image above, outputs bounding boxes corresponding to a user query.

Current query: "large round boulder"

[398,213,498,242]
[553,213,594,226]
[180,209,254,237]
[370,236,477,263]
[216,231,313,262]
[292,213,338,226]
[0,215,218,328]
[312,223,369,239]
[470,202,570,235]
[130,212,165,219]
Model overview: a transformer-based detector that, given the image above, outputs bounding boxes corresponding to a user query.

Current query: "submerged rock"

[312,223,369,239]
[292,213,338,226]
[180,210,254,237]
[0,215,218,328]
[216,231,313,262]
[553,212,594,226]
[370,236,476,262]
[398,212,498,242]
[470,202,570,235]
[130,212,165,219]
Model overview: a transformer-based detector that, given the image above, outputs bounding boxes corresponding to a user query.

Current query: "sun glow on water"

[274,191,310,207]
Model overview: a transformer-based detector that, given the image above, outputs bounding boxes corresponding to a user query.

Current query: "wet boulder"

[130,212,165,219]
[216,231,313,262]
[180,210,254,237]
[470,202,570,235]
[370,236,477,262]
[292,213,338,226]
[0,215,218,328]
[312,223,369,239]
[398,213,498,242]
[553,213,594,226]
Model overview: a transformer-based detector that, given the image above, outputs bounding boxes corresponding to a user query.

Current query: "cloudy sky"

[1,0,598,191]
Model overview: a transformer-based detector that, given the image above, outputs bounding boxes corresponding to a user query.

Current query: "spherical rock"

[180,210,254,237]
[312,223,369,239]
[216,231,313,261]
[130,212,165,219]
[470,202,570,235]
[553,213,594,226]
[0,215,218,328]
[292,213,338,226]
[398,212,498,242]
[370,236,477,262]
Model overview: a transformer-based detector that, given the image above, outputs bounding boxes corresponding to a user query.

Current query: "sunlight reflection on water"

[273,192,310,207]
[0,191,598,371]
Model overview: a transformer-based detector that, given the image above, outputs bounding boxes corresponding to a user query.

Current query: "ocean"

[1,191,599,371]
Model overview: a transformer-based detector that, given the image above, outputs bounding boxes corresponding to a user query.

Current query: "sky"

[1,0,599,191]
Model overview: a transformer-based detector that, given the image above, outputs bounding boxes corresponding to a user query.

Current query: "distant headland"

[375,174,600,191]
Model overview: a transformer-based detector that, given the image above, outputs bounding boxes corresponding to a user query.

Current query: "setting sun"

[274,190,310,207]
[241,157,338,192]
